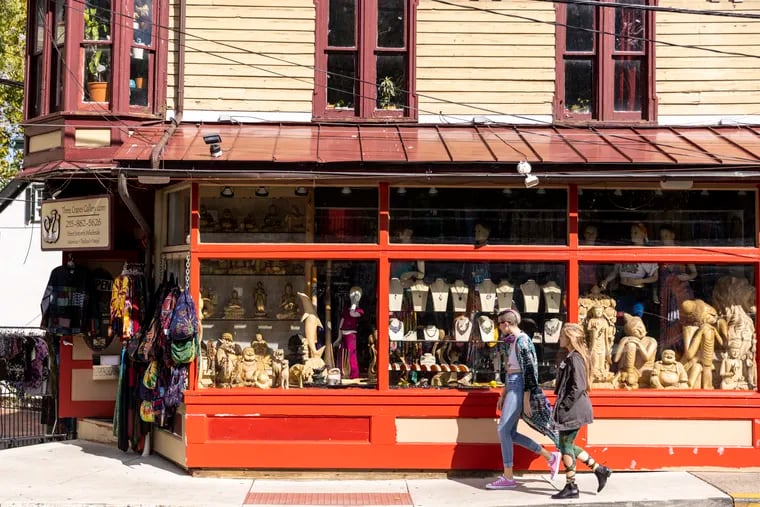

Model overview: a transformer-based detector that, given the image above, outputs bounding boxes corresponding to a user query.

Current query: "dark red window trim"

[313,0,418,121]
[554,0,657,123]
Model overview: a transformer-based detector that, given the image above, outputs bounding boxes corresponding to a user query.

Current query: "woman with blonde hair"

[551,323,611,499]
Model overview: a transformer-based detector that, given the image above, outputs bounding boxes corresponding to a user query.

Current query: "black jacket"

[552,351,594,431]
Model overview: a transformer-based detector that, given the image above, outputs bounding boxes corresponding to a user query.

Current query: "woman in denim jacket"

[486,308,561,490]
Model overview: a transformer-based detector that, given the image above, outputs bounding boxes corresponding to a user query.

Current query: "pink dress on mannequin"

[340,307,364,379]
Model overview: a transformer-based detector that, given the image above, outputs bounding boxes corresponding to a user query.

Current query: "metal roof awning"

[113,123,760,167]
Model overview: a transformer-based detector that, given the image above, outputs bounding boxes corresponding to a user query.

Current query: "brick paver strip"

[245,492,413,505]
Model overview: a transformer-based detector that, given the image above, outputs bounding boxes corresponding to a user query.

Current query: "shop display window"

[165,187,189,247]
[389,187,568,245]
[579,189,756,247]
[198,186,377,244]
[388,261,566,388]
[579,262,756,391]
[198,259,377,389]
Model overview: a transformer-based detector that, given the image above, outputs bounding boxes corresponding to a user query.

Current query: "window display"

[579,262,756,391]
[389,261,567,388]
[199,259,377,389]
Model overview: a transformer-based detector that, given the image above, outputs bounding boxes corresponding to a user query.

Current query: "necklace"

[479,317,494,336]
[455,318,471,337]
[424,325,439,340]
[389,318,402,334]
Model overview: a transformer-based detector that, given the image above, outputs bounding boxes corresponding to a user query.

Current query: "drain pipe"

[118,172,153,277]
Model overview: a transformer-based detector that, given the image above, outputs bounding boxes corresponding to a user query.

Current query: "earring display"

[430,278,450,312]
[410,280,430,312]
[496,280,515,311]
[520,279,541,313]
[477,278,497,313]
[542,281,562,313]
[450,279,469,312]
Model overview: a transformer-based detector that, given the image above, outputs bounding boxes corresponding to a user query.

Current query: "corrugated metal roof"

[113,124,760,167]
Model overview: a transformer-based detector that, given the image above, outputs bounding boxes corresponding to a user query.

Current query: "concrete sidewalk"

[0,440,755,507]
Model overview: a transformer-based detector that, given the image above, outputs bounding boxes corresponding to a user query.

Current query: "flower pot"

[87,81,109,102]
[135,77,145,89]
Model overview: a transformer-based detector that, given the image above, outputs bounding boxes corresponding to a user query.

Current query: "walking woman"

[486,308,561,490]
[551,323,612,499]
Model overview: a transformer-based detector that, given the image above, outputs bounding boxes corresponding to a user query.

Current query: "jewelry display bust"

[496,280,514,311]
[389,277,404,312]
[477,278,497,313]
[542,281,562,313]
[451,279,469,312]
[454,315,473,342]
[423,324,440,341]
[544,317,562,344]
[430,278,450,312]
[389,317,404,341]
[520,279,541,313]
[478,315,496,342]
[410,280,430,312]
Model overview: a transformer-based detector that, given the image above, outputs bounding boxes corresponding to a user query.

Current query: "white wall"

[0,188,61,327]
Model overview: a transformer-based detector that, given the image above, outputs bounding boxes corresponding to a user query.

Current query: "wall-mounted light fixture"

[255,186,269,197]
[220,186,234,198]
[659,179,693,190]
[203,133,223,158]
[294,186,308,196]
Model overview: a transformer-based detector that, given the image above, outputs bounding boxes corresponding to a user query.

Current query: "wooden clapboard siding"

[416,0,555,118]
[656,1,760,119]
[167,0,315,113]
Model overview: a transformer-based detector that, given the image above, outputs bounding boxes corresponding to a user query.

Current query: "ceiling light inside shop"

[502,188,512,195]
[428,187,438,196]
[397,187,407,195]
[255,186,269,197]
[295,187,308,196]
[220,186,234,198]
[341,187,352,195]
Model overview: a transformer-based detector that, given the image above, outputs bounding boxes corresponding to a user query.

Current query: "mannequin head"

[582,224,598,245]
[396,226,414,244]
[349,286,362,307]
[630,223,648,245]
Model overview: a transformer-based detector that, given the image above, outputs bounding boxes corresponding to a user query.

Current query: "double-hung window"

[314,0,417,120]
[555,0,655,122]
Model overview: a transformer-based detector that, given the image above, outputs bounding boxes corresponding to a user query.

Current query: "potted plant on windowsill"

[378,76,398,110]
[84,5,110,102]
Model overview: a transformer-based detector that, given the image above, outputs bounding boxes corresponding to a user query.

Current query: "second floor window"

[314,0,417,120]
[555,0,655,122]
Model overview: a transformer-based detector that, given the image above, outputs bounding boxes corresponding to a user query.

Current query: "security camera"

[516,160,532,175]
[524,174,539,188]
[203,134,222,145]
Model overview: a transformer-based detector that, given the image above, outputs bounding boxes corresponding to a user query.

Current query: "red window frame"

[25,0,166,121]
[313,0,418,121]
[554,0,656,123]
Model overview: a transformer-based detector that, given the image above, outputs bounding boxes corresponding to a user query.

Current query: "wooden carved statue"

[712,275,756,315]
[650,349,689,389]
[215,332,242,388]
[583,303,616,387]
[719,342,747,390]
[613,314,657,389]
[722,304,757,390]
[297,292,326,361]
[680,299,725,389]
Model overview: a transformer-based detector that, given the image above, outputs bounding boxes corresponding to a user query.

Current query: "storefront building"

[21,0,760,470]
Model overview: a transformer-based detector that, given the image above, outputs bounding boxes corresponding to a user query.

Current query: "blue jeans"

[497,373,543,468]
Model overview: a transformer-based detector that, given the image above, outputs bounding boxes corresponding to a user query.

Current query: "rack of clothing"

[0,327,51,393]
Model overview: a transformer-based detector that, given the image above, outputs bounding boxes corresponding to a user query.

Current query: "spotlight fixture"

[255,186,269,197]
[516,160,532,175]
[220,186,234,198]
[524,174,539,188]
[295,186,308,196]
[341,187,352,195]
[397,187,407,195]
[428,187,438,196]
[203,133,223,158]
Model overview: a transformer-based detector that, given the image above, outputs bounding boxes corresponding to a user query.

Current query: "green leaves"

[0,0,26,184]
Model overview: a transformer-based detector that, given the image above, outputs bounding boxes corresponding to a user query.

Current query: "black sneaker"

[594,465,612,492]
[551,483,579,499]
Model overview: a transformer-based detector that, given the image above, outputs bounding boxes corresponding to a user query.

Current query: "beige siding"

[656,1,760,119]
[417,0,556,118]
[166,0,315,113]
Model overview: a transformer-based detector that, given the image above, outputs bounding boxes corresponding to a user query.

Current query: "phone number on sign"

[66,218,101,228]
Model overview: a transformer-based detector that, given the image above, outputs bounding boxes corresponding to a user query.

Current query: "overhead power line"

[0,78,23,89]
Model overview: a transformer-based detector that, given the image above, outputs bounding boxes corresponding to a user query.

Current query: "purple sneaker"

[548,451,561,481]
[485,475,518,490]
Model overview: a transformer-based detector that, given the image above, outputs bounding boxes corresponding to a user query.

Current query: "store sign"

[40,195,112,251]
